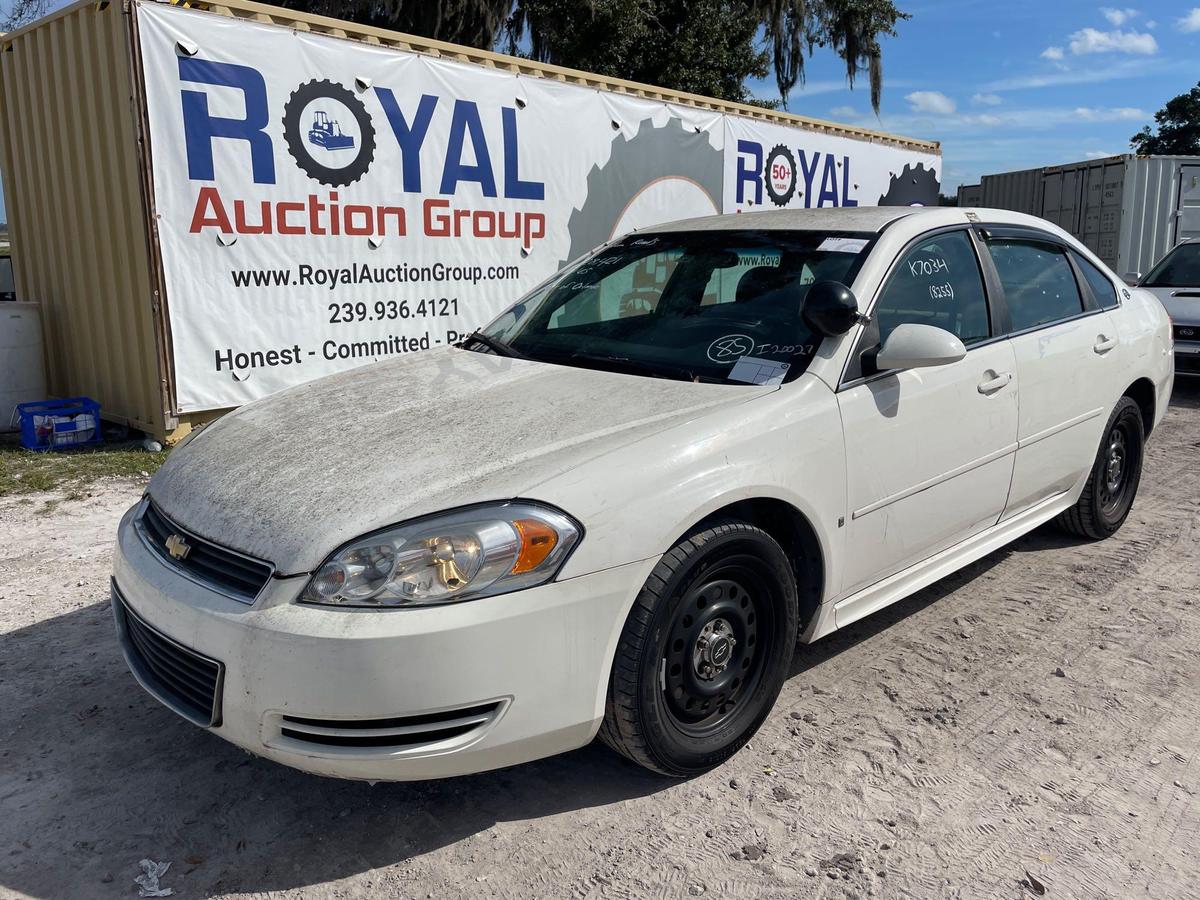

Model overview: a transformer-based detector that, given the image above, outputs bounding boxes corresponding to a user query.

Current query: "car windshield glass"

[475,230,871,384]
[1144,242,1200,287]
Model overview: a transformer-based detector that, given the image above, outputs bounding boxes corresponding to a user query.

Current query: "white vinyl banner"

[722,117,942,213]
[136,2,939,412]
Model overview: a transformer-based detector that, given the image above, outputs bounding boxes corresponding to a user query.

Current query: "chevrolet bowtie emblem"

[164,533,191,560]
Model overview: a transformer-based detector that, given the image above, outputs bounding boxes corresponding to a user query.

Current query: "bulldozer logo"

[282,79,376,187]
[308,111,355,151]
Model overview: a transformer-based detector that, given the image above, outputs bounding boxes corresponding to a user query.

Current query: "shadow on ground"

[0,541,1019,899]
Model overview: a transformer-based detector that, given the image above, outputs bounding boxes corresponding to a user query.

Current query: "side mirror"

[802,281,862,337]
[1122,272,1142,286]
[875,324,967,371]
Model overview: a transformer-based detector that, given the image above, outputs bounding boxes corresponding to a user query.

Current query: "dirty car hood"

[149,347,772,574]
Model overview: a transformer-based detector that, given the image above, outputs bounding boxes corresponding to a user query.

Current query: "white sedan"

[111,206,1173,780]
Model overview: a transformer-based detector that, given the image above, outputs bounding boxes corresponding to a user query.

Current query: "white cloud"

[985,56,1166,91]
[1084,150,1117,159]
[971,93,1003,106]
[905,91,957,115]
[1073,106,1143,121]
[1145,19,1157,29]
[829,105,859,118]
[1041,46,1065,60]
[1067,27,1158,54]
[837,105,1149,140]
[1179,9,1200,32]
[1101,7,1138,26]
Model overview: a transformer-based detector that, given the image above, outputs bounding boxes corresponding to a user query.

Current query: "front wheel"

[1056,396,1145,540]
[598,521,798,776]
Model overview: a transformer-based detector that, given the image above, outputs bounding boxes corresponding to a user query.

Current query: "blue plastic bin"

[16,397,103,451]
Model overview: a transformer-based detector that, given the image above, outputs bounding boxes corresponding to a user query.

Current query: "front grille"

[112,582,223,727]
[278,702,503,750]
[137,500,273,604]
[1175,324,1200,343]
[1176,353,1200,374]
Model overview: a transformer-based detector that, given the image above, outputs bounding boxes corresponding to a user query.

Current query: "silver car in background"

[1137,239,1200,375]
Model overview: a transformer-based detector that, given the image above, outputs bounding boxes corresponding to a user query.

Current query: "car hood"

[149,347,773,575]
[1143,285,1200,324]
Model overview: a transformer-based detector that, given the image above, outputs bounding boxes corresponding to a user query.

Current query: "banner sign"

[136,2,940,412]
[723,118,941,213]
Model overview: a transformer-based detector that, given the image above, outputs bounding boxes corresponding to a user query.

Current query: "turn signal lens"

[512,518,559,573]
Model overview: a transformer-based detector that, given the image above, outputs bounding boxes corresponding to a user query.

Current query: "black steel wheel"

[599,521,798,776]
[1057,396,1145,540]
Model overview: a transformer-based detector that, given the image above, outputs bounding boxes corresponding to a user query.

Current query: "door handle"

[1094,335,1117,354]
[978,371,1012,394]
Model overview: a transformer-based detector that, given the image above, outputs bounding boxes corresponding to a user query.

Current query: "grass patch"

[0,442,169,498]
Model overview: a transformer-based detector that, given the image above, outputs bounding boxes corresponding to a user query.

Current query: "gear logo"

[764,144,797,207]
[878,162,940,207]
[563,118,723,264]
[282,79,376,187]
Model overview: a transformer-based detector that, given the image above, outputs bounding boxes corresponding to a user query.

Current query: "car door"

[836,228,1019,597]
[979,230,1121,519]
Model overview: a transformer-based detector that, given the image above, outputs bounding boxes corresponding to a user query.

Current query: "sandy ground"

[2,380,1200,900]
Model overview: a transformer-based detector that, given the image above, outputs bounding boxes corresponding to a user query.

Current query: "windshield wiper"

[566,351,723,384]
[458,331,530,360]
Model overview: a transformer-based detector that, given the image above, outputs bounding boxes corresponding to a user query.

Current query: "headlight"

[300,502,581,608]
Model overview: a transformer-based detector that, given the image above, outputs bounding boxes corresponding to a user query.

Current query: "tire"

[598,521,798,776]
[1056,396,1145,540]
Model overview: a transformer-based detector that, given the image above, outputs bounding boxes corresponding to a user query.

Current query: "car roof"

[638,206,924,235]
[634,206,1103,239]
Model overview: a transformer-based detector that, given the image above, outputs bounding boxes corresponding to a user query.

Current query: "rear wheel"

[1056,396,1145,540]
[598,521,798,776]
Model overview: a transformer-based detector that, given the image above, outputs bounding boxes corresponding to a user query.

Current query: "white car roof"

[637,206,1070,236]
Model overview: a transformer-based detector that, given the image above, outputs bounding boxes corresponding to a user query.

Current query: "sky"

[1,0,1198,218]
[751,1,1200,192]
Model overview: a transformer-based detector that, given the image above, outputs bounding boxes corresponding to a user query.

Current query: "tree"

[506,0,771,104]
[1,0,50,32]
[277,0,513,47]
[277,0,908,112]
[1131,82,1200,155]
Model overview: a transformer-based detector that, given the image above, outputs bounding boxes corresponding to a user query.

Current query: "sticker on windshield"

[728,356,790,385]
[817,237,869,254]
[707,334,755,364]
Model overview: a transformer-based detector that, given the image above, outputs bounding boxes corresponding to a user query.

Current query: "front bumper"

[111,504,655,780]
[1175,337,1200,375]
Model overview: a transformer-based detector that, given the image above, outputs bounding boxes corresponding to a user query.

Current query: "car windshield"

[474,230,871,384]
[1143,242,1200,287]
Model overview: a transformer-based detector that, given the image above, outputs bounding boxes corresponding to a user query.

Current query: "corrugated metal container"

[0,0,168,436]
[967,154,1200,277]
[956,183,982,208]
[980,167,1044,217]
[0,0,939,441]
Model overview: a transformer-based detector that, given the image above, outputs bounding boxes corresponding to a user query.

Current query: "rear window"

[987,240,1084,331]
[1072,252,1119,309]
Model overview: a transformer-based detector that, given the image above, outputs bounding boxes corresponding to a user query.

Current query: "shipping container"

[962,154,1200,278]
[956,183,982,208]
[0,0,941,441]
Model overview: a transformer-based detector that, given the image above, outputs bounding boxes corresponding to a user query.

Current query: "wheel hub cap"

[1107,444,1124,491]
[693,618,737,681]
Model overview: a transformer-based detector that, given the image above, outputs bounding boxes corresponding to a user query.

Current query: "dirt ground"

[2,381,1199,900]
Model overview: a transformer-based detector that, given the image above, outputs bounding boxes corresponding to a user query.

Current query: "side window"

[1072,251,1119,309]
[987,240,1085,330]
[870,230,991,348]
